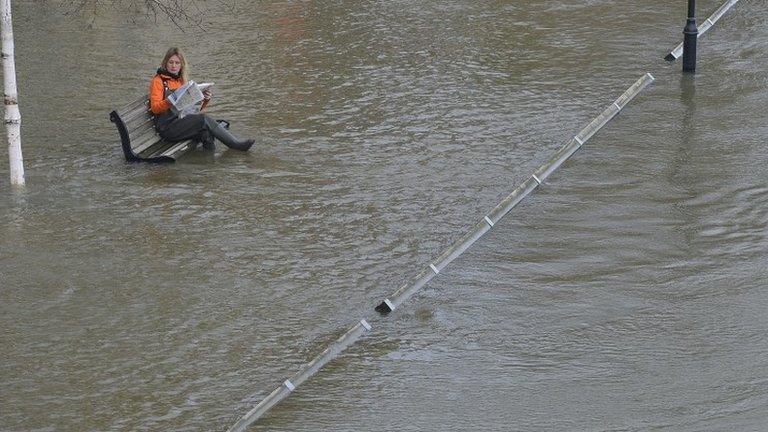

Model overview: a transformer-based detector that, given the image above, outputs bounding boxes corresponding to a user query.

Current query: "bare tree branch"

[58,0,239,31]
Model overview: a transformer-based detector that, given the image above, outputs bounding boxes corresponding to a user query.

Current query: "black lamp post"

[682,0,698,73]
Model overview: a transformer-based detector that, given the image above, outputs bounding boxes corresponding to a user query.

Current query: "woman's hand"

[203,88,213,101]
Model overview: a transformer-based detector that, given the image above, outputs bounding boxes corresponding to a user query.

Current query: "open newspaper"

[167,81,214,118]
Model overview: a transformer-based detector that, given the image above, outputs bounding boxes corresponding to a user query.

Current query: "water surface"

[1,1,767,431]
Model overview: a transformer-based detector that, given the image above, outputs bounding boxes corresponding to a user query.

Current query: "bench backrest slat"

[117,98,150,117]
[128,122,158,143]
[121,108,153,128]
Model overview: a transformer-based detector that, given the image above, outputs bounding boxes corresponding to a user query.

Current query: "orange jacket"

[149,69,209,115]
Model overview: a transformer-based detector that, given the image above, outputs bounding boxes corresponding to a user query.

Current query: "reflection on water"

[2,1,768,431]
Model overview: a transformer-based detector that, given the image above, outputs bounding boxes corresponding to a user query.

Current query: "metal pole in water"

[682,0,698,73]
[664,0,741,61]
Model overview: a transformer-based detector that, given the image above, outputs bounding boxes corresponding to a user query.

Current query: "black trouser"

[154,111,253,151]
[154,112,211,142]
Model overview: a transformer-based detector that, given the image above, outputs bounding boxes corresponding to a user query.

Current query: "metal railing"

[227,73,655,432]
[665,0,742,61]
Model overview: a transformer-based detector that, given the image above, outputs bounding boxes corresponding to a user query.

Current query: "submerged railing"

[665,0,742,61]
[226,73,655,432]
[376,73,654,314]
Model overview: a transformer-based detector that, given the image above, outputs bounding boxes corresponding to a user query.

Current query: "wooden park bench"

[110,95,196,163]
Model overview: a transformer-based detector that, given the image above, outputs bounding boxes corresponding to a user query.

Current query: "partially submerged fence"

[227,73,655,432]
[665,0,742,61]
[376,73,655,315]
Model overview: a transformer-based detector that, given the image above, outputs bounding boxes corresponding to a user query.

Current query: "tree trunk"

[1,0,24,186]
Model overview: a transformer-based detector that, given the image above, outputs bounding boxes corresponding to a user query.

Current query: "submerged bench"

[110,96,196,162]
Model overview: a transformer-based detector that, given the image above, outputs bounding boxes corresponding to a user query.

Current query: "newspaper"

[167,81,214,118]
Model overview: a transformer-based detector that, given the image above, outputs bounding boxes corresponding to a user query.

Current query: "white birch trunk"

[1,0,24,186]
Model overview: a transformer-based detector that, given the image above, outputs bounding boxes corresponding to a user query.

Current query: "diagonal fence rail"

[375,73,655,314]
[227,72,655,432]
[665,0,742,61]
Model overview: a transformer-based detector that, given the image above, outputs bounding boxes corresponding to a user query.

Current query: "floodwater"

[2,1,767,431]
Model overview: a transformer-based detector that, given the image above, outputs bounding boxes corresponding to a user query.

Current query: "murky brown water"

[2,1,768,431]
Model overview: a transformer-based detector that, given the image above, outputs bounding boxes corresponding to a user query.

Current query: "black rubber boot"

[204,117,254,151]
[200,129,216,150]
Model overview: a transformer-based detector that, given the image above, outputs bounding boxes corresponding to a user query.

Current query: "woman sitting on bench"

[149,47,254,151]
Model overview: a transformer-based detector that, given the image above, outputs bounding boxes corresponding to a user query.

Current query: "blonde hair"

[160,47,188,82]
